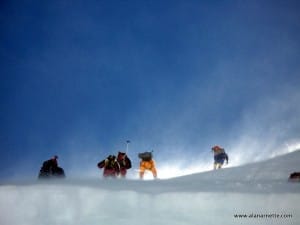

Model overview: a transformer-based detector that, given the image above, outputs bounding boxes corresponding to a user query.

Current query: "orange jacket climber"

[139,159,157,179]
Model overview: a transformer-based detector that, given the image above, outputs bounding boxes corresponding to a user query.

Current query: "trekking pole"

[126,140,130,155]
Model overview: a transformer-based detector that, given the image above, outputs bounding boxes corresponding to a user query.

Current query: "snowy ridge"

[0,150,299,225]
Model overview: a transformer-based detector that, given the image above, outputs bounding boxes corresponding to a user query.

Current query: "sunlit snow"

[0,150,299,225]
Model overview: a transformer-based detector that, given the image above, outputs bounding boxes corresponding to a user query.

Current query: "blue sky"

[1,0,300,179]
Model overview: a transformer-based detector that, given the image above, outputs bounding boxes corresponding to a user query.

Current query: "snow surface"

[0,150,300,225]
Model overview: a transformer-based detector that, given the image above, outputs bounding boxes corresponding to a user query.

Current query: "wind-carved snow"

[0,150,299,225]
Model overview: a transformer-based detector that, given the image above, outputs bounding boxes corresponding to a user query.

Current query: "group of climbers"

[97,152,132,178]
[38,144,300,182]
[97,151,157,179]
[96,145,229,178]
[38,145,229,180]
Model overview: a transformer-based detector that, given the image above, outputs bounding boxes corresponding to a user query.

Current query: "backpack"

[138,151,152,161]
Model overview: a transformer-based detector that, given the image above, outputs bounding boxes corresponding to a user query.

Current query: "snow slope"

[0,150,299,225]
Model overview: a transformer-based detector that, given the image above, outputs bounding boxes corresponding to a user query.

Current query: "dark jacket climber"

[117,152,132,178]
[38,155,65,179]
